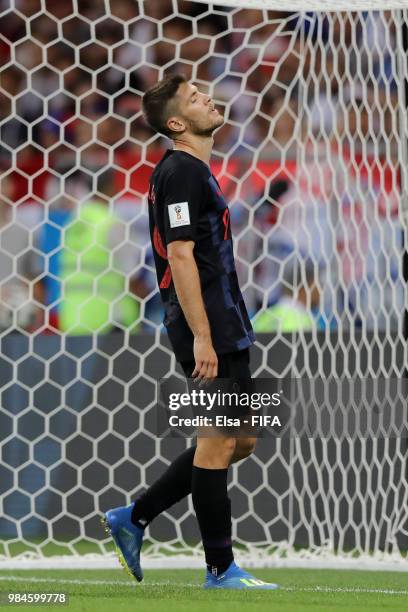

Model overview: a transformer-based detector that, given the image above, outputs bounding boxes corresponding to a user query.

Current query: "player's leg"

[125,350,252,527]
[131,445,196,528]
[195,350,277,590]
[192,433,236,578]
[101,432,255,581]
[193,432,277,590]
[190,350,254,578]
[102,350,274,586]
[101,354,200,580]
[232,437,257,461]
[102,443,196,581]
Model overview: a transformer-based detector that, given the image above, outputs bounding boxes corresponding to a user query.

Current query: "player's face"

[173,82,224,136]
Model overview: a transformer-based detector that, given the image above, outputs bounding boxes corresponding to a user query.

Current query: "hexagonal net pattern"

[0,0,407,569]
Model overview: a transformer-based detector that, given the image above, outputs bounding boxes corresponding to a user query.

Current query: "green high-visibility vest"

[59,201,139,334]
[253,302,313,333]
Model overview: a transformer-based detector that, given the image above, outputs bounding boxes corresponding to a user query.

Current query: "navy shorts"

[180,349,257,435]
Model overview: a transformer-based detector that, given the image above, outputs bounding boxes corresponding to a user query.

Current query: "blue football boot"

[101,502,144,582]
[204,560,279,590]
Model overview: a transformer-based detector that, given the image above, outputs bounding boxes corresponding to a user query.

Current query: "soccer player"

[103,75,278,590]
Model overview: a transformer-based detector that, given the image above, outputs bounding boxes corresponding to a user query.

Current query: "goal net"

[0,0,407,570]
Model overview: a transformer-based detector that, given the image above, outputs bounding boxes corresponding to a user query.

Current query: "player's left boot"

[101,502,144,582]
[204,560,279,590]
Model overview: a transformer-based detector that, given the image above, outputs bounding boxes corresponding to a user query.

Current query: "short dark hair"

[142,74,187,138]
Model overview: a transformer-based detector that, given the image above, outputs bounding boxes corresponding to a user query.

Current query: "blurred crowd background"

[0,0,404,335]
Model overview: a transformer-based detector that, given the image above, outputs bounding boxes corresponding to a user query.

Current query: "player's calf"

[231,437,257,463]
[194,434,236,469]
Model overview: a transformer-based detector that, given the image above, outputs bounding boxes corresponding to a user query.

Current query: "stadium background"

[0,1,403,333]
[0,0,407,570]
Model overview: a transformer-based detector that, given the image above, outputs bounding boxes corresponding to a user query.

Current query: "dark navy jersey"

[148,149,255,362]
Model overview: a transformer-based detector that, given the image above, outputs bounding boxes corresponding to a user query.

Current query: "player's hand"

[192,335,218,384]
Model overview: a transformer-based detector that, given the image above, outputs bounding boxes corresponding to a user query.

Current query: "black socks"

[131,448,234,577]
[131,445,196,528]
[192,465,233,576]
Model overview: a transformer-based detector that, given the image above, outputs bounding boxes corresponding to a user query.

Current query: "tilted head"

[142,74,224,139]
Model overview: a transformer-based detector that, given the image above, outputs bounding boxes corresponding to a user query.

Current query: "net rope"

[0,0,407,569]
[194,1,408,12]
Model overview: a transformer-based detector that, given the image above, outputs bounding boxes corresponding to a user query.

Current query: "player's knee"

[217,436,237,461]
[196,435,236,467]
[234,437,257,460]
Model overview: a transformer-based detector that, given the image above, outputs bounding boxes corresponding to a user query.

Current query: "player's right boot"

[204,560,279,590]
[101,502,144,582]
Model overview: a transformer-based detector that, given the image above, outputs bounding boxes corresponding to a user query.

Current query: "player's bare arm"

[167,239,218,381]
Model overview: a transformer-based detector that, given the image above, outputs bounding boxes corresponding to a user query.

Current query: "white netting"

[196,1,408,11]
[0,0,407,570]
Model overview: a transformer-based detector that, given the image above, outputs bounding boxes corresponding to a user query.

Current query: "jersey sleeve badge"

[168,202,190,227]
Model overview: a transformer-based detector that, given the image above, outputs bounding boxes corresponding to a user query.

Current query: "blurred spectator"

[0,174,44,331]
[253,261,321,333]
[0,1,398,158]
[309,52,339,138]
[0,0,402,334]
[37,170,81,330]
[39,169,147,334]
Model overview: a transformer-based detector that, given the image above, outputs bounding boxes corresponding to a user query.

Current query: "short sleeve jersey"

[148,149,255,362]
